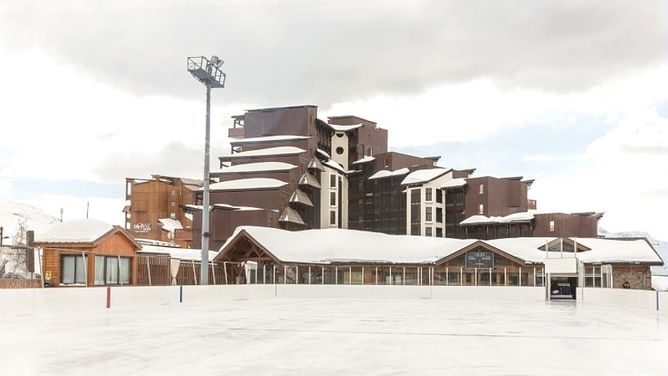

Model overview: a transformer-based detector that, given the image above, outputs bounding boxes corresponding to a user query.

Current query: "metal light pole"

[187,56,226,285]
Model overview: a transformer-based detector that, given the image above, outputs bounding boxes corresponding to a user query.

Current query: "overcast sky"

[0,0,667,240]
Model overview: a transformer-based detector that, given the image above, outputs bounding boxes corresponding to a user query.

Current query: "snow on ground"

[0,197,57,245]
[1,293,666,375]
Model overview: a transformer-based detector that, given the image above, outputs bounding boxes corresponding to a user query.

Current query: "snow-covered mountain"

[0,197,57,245]
[600,228,668,276]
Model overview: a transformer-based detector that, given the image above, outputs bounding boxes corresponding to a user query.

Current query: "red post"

[106,287,111,309]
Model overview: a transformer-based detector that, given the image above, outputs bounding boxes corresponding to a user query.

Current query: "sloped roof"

[290,189,314,207]
[36,219,114,243]
[212,162,297,174]
[158,218,183,232]
[217,226,663,266]
[278,208,306,226]
[442,178,467,189]
[368,168,409,180]
[35,219,139,249]
[220,146,305,159]
[401,168,451,185]
[203,178,288,191]
[299,172,321,189]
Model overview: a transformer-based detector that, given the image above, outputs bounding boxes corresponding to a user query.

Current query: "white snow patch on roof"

[230,135,309,144]
[203,178,288,191]
[401,168,450,185]
[327,123,363,132]
[221,146,305,158]
[158,218,183,232]
[317,148,331,159]
[352,155,375,165]
[212,204,264,211]
[368,168,410,180]
[139,244,218,261]
[212,162,297,174]
[442,178,467,189]
[461,212,535,225]
[36,219,114,243]
[322,159,346,174]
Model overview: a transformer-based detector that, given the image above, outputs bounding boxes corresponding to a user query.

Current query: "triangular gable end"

[435,240,529,266]
[537,238,590,253]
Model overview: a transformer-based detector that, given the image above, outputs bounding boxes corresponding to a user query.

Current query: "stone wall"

[0,278,42,289]
[612,265,652,290]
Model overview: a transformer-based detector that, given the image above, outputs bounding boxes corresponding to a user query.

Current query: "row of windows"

[61,255,131,285]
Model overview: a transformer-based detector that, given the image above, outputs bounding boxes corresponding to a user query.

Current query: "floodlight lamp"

[211,55,224,67]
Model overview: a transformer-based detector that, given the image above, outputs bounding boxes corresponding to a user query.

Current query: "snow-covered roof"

[212,204,264,211]
[322,159,346,174]
[352,156,375,165]
[460,212,535,225]
[442,178,467,189]
[36,219,115,244]
[221,146,305,159]
[278,207,306,226]
[202,178,288,191]
[229,135,309,144]
[217,227,663,266]
[299,172,321,188]
[220,226,475,264]
[158,218,183,233]
[317,148,331,159]
[212,162,297,174]
[308,157,325,171]
[326,123,364,132]
[139,244,218,261]
[368,168,410,180]
[289,189,314,207]
[400,168,450,185]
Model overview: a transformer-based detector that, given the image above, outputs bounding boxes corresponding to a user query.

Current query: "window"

[549,220,555,232]
[436,189,443,203]
[425,188,432,202]
[330,191,336,206]
[425,227,433,237]
[330,174,337,188]
[170,190,176,196]
[436,207,443,223]
[335,146,344,155]
[170,212,176,219]
[479,184,484,195]
[95,256,131,285]
[61,255,86,285]
[436,227,443,237]
[426,207,433,222]
[170,201,176,207]
[330,210,337,225]
[479,204,484,214]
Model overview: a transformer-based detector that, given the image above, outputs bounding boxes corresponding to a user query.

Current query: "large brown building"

[123,175,202,247]
[128,104,603,250]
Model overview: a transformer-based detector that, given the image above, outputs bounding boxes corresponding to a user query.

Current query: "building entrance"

[549,276,578,300]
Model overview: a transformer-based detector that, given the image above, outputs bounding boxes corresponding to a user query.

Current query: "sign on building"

[465,251,494,268]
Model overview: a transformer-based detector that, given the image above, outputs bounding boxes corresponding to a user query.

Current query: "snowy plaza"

[1,285,667,375]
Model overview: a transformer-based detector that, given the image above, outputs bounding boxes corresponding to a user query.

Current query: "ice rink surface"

[2,296,667,376]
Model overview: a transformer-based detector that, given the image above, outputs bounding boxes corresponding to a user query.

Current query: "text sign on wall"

[465,251,494,269]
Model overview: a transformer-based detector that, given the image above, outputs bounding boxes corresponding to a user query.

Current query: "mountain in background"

[0,197,57,245]
[600,228,668,276]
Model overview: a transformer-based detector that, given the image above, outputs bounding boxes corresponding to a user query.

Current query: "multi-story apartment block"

[127,104,602,250]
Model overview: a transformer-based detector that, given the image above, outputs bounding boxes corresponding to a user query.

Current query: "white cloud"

[530,110,668,239]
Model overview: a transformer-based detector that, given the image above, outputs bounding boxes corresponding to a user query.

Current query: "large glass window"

[425,207,433,222]
[410,189,421,235]
[436,189,443,204]
[330,191,336,206]
[436,207,443,223]
[94,256,131,285]
[425,188,432,202]
[61,255,87,285]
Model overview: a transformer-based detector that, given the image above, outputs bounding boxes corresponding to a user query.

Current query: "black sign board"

[465,251,494,269]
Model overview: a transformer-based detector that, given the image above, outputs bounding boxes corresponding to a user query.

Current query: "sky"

[0,0,667,240]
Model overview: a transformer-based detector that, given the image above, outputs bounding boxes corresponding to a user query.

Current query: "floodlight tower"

[187,55,226,285]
